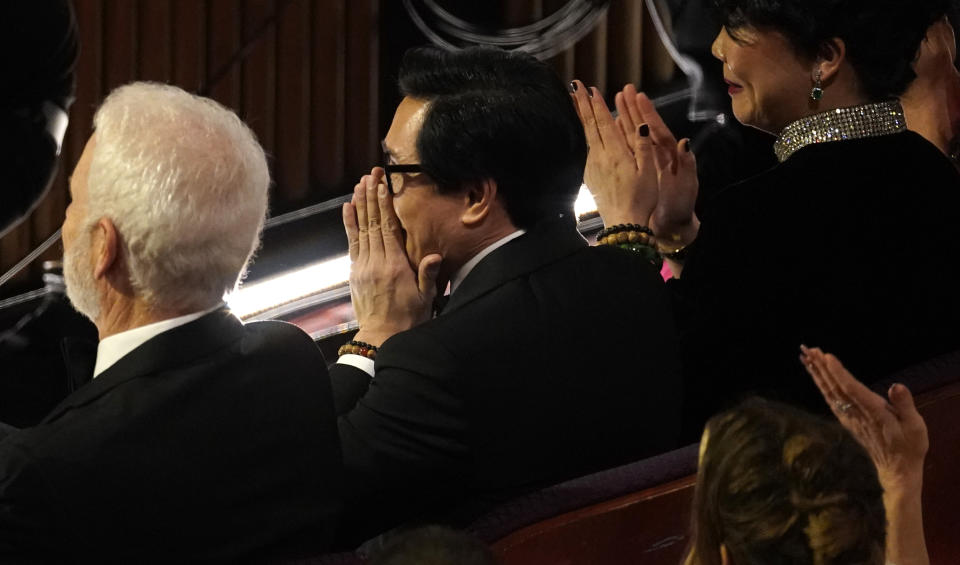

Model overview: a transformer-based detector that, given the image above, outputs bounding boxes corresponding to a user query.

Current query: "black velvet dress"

[671,127,960,438]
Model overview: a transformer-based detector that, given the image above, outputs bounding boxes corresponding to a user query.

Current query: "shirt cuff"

[337,354,375,377]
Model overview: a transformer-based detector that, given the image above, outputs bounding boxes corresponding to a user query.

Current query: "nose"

[711,29,725,62]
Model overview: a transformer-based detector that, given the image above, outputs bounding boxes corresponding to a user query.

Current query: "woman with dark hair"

[573,0,960,438]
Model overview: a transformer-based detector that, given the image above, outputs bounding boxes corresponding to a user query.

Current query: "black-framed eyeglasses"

[383,162,424,195]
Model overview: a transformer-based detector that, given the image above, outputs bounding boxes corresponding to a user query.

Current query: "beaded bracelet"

[338,340,379,360]
[597,230,653,247]
[596,223,654,241]
[616,242,663,269]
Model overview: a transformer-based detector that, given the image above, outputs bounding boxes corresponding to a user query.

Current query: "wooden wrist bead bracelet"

[338,340,378,359]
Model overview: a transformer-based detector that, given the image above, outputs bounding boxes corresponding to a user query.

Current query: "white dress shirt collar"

[93,303,226,378]
[448,229,525,296]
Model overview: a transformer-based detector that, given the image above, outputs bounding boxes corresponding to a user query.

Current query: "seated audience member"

[370,526,499,565]
[333,46,683,546]
[574,0,960,438]
[802,346,930,565]
[0,83,341,562]
[902,13,960,164]
[687,398,886,565]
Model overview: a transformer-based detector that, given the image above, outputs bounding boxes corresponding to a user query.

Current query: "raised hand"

[342,168,442,348]
[570,80,657,228]
[800,345,928,486]
[800,345,930,565]
[631,92,700,251]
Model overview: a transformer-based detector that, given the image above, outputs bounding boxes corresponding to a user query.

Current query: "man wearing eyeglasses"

[331,45,683,548]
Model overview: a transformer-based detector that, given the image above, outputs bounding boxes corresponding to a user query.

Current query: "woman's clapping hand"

[571,81,700,249]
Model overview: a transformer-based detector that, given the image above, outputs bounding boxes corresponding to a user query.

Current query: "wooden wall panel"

[242,0,277,159]
[310,0,347,187]
[274,0,311,200]
[103,1,138,88]
[171,0,206,92]
[206,0,242,108]
[139,1,173,82]
[344,0,380,177]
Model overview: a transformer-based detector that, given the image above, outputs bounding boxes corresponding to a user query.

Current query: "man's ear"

[816,37,847,84]
[461,179,498,227]
[92,217,119,280]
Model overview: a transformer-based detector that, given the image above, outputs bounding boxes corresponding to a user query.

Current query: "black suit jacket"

[0,309,341,563]
[331,218,682,547]
[672,131,960,437]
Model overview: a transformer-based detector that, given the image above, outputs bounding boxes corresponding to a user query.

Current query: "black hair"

[713,0,952,99]
[397,46,587,229]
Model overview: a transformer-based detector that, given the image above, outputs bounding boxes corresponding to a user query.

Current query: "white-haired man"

[0,82,341,562]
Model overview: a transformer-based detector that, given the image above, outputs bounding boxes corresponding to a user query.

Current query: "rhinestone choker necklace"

[773,101,906,163]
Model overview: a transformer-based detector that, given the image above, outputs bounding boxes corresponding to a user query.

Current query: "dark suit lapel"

[44,308,244,422]
[442,216,587,315]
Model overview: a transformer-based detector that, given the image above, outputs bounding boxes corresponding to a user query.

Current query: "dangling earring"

[810,69,824,101]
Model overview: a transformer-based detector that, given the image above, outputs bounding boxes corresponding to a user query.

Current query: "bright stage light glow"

[574,185,597,218]
[227,186,598,319]
[226,254,351,319]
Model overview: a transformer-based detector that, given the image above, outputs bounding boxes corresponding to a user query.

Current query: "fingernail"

[588,87,594,99]
[638,124,649,137]
[568,81,578,93]
[682,139,691,152]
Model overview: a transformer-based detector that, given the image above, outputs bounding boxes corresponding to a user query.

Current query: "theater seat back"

[914,380,960,565]
[490,475,696,565]
[468,444,699,565]
[879,349,960,565]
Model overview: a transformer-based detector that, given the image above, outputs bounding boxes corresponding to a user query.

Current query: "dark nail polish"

[638,124,649,137]
[588,87,594,99]
[682,139,691,152]
[568,81,578,93]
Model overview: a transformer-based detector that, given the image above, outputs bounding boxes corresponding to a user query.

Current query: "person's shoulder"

[239,319,326,361]
[242,318,319,346]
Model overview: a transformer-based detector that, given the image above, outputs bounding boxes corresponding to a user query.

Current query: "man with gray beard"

[0,82,341,562]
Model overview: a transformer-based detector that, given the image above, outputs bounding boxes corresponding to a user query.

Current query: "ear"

[720,543,732,565]
[92,217,119,280]
[460,178,498,227]
[815,38,847,84]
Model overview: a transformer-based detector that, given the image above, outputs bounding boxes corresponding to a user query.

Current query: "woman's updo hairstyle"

[687,398,886,565]
[713,0,951,100]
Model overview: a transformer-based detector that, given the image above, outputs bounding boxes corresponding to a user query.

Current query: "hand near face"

[800,346,928,489]
[571,80,658,227]
[342,168,443,348]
